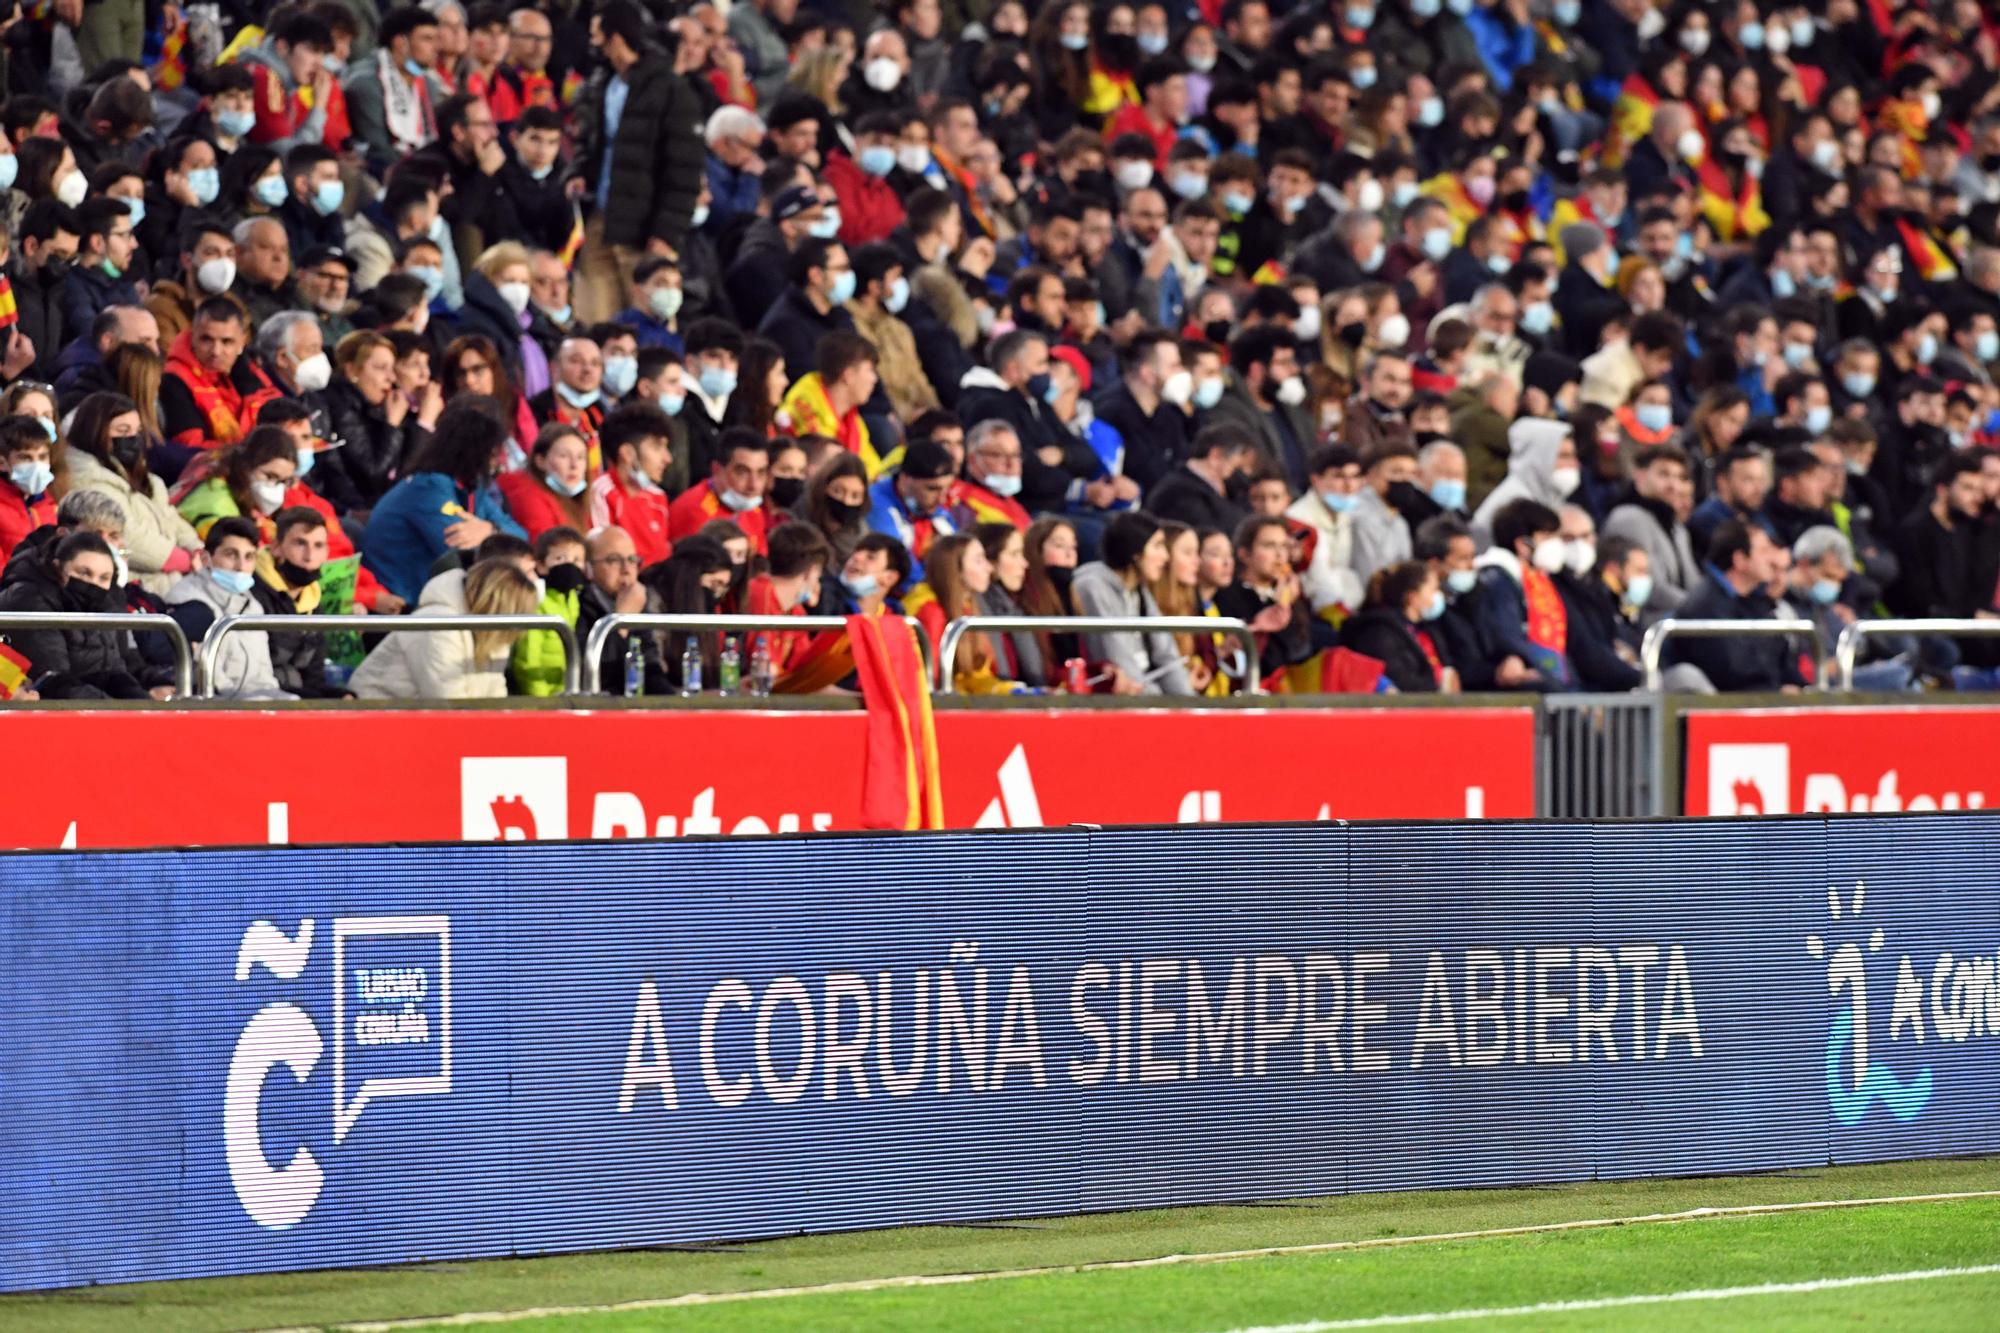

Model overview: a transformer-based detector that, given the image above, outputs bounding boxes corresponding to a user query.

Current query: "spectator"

[510,527,592,699]
[742,522,832,678]
[254,506,341,699]
[801,451,872,568]
[350,555,542,699]
[866,438,958,577]
[1095,329,1192,493]
[976,521,1051,688]
[1466,497,1574,691]
[1215,513,1314,689]
[670,426,772,553]
[1210,323,1312,490]
[500,423,594,542]
[0,416,56,564]
[1787,525,1912,693]
[163,516,296,701]
[1603,445,1699,614]
[1146,422,1255,532]
[950,420,1031,531]
[361,402,527,605]
[0,531,161,700]
[1471,419,1580,547]
[904,530,1022,694]
[62,391,203,596]
[589,403,678,567]
[1668,519,1808,694]
[1072,511,1194,696]
[779,330,884,475]
[322,331,422,512]
[1287,444,1365,617]
[1341,559,1458,694]
[1556,532,1648,692]
[1351,443,1419,585]
[1761,446,1839,550]
[1688,446,1775,556]
[1343,352,1417,457]
[158,298,279,483]
[176,427,299,541]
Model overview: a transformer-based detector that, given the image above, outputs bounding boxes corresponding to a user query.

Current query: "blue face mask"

[843,572,881,600]
[122,196,145,228]
[1783,341,1813,370]
[886,275,910,314]
[1770,268,1796,298]
[253,175,288,208]
[1739,23,1763,50]
[1917,333,1939,366]
[556,381,602,410]
[1622,573,1653,609]
[312,179,345,217]
[1416,96,1444,127]
[186,166,221,207]
[699,365,737,399]
[828,270,857,306]
[1805,405,1832,435]
[1552,0,1580,24]
[808,212,842,240]
[9,459,53,496]
[1520,301,1555,335]
[1635,402,1673,433]
[692,203,711,228]
[1421,226,1452,262]
[603,355,638,398]
[1137,30,1169,55]
[858,145,897,178]
[1350,65,1377,90]
[529,163,555,181]
[1059,31,1088,50]
[37,416,56,442]
[0,154,14,193]
[1345,4,1374,29]
[1810,578,1842,605]
[1487,252,1511,275]
[295,447,315,479]
[659,391,685,417]
[1446,567,1477,595]
[1602,248,1620,279]
[408,264,444,299]
[1222,190,1254,216]
[1421,588,1445,620]
[212,567,255,596]
[1430,478,1467,511]
[1447,0,1473,14]
[1320,490,1358,514]
[1409,0,1440,16]
[1980,331,2000,363]
[404,57,429,78]
[216,108,256,139]
[1843,372,1876,400]
[1194,377,1225,409]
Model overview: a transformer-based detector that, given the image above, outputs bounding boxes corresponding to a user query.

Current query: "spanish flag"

[850,610,943,830]
[1895,216,1959,283]
[1606,73,1661,169]
[558,202,586,269]
[0,642,30,699]
[152,15,189,91]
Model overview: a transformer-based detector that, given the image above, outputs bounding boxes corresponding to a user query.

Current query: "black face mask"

[1500,189,1530,213]
[1336,320,1367,348]
[769,476,806,508]
[1070,168,1115,200]
[1414,429,1450,447]
[61,578,120,613]
[1097,33,1139,70]
[40,255,72,280]
[1203,317,1235,345]
[1224,469,1252,501]
[826,496,865,525]
[1046,564,1076,596]
[544,562,588,595]
[1386,479,1428,519]
[109,436,145,473]
[276,558,322,588]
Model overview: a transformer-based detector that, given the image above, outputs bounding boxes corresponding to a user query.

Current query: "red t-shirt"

[589,472,673,568]
[667,480,770,554]
[1104,104,1177,167]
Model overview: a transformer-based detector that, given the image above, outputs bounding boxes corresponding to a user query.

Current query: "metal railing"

[935,615,1262,695]
[579,613,933,694]
[1639,617,1814,692]
[1832,618,2000,692]
[1537,694,1664,817]
[200,613,580,698]
[0,611,194,697]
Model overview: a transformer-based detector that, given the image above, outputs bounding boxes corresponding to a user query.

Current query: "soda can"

[1065,656,1089,693]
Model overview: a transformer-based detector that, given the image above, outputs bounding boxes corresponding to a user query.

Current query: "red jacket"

[1104,104,1177,167]
[164,329,278,457]
[497,467,591,542]
[589,470,673,568]
[667,479,770,553]
[0,474,53,565]
[822,150,907,248]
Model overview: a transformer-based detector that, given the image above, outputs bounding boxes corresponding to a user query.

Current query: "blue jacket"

[865,474,957,582]
[614,306,685,353]
[361,472,527,604]
[1467,559,1574,690]
[1464,7,1538,92]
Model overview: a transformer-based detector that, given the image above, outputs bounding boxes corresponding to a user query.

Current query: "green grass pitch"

[9,1157,1999,1332]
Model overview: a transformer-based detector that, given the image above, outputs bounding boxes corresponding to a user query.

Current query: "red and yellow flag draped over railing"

[848,610,943,831]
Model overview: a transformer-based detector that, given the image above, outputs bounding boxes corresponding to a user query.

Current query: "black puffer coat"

[567,52,705,252]
[0,556,150,699]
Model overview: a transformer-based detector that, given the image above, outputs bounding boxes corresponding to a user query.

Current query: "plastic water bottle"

[748,636,773,697]
[680,639,702,696]
[622,637,643,698]
[718,635,741,695]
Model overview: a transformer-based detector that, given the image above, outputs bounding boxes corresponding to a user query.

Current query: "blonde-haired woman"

[787,46,851,118]
[323,330,424,511]
[349,557,541,699]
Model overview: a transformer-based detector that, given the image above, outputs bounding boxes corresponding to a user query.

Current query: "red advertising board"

[1684,707,2000,815]
[0,706,1533,848]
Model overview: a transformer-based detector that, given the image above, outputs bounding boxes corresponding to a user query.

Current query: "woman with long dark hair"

[358,399,527,604]
[60,391,201,595]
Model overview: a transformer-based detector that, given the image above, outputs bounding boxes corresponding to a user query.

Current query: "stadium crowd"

[2,0,2000,699]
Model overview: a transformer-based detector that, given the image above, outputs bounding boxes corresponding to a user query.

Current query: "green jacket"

[177,475,242,538]
[510,585,581,697]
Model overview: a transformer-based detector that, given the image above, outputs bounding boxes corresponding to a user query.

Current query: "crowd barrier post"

[0,611,193,697]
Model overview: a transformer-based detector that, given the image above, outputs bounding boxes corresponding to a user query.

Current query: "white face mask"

[1551,464,1581,496]
[863,57,902,92]
[1275,375,1307,406]
[55,170,87,207]
[1161,368,1194,405]
[1376,313,1411,348]
[1564,538,1595,575]
[196,256,237,294]
[1355,178,1385,213]
[1531,535,1568,574]
[1115,160,1154,191]
[1292,306,1321,342]
[497,281,532,315]
[293,351,332,393]
[250,478,289,514]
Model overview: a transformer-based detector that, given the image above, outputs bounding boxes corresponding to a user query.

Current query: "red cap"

[1050,344,1092,393]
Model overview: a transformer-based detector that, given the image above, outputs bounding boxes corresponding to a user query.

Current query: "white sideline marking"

[286,1189,2000,1332]
[1217,1263,2000,1330]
